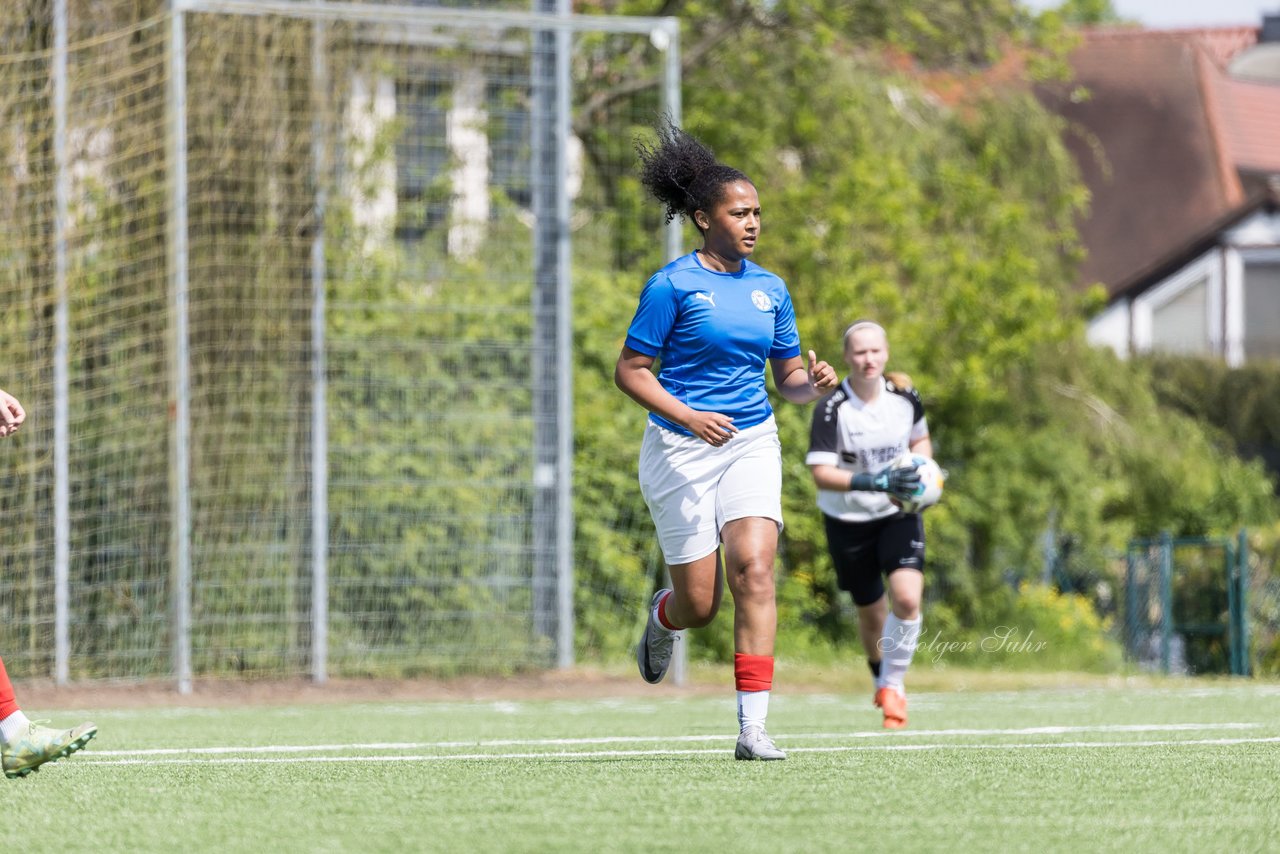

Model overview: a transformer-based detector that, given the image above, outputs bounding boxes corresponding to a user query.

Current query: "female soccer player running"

[0,387,97,778]
[615,119,838,760]
[806,321,931,728]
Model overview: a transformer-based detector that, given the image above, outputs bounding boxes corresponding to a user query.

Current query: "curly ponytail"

[635,116,751,230]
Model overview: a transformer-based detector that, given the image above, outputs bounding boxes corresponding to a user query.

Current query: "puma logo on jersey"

[694,291,716,307]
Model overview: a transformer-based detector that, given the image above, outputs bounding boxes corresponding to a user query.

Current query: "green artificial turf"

[5,682,1279,852]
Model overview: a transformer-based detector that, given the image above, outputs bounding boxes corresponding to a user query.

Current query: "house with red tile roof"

[1037,16,1280,363]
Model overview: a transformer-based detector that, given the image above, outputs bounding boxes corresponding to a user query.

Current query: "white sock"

[880,614,922,691]
[737,690,770,732]
[0,710,31,743]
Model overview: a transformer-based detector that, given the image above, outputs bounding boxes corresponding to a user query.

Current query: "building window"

[1150,276,1209,355]
[487,79,529,208]
[395,74,450,241]
[1243,263,1280,360]
[394,69,527,251]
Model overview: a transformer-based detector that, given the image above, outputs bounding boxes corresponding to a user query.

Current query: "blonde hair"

[842,319,887,345]
[885,371,914,391]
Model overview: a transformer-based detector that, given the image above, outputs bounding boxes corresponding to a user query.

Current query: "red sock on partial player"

[734,653,774,731]
[0,654,19,722]
[0,653,33,744]
[654,590,683,631]
[734,653,773,692]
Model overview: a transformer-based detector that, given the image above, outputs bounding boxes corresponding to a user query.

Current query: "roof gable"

[1036,24,1280,299]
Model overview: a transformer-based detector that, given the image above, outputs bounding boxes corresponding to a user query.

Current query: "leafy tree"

[1047,0,1126,26]
[4,0,1269,677]
[570,0,1277,662]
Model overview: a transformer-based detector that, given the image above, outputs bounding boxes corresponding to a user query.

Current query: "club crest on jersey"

[750,290,772,311]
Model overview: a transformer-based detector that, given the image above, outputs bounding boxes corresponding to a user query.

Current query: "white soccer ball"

[889,452,945,514]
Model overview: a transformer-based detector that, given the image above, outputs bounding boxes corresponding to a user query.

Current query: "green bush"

[922,583,1124,672]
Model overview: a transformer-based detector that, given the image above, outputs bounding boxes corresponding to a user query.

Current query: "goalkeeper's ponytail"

[885,371,914,392]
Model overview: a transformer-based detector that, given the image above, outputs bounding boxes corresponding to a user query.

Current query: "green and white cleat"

[3,721,98,779]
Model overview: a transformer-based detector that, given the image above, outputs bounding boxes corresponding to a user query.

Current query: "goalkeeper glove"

[849,464,920,502]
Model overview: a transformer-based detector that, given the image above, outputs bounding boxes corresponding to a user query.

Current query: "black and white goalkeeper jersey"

[806,377,929,523]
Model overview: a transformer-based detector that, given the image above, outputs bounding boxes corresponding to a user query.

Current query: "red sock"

[656,591,682,631]
[734,653,774,692]
[0,655,19,720]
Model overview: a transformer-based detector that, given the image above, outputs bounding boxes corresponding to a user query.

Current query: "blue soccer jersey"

[624,252,802,435]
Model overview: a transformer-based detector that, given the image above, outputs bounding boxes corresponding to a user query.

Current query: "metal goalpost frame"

[530,0,575,669]
[52,0,71,686]
[108,0,685,690]
[309,18,331,685]
[165,5,195,694]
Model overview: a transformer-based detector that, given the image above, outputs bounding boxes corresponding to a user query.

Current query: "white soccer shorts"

[637,415,784,566]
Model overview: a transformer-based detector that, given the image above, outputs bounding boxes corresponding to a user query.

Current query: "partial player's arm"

[809,463,855,492]
[770,350,837,404]
[0,387,26,439]
[808,462,920,500]
[614,346,738,446]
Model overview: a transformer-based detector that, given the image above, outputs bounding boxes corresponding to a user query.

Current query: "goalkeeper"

[0,387,98,778]
[805,321,932,729]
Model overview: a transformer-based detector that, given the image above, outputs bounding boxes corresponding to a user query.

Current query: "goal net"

[0,0,679,684]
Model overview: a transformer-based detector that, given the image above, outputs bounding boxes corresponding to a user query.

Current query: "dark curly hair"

[635,117,752,231]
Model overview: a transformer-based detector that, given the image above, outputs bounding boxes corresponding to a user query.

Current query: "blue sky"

[1021,0,1277,28]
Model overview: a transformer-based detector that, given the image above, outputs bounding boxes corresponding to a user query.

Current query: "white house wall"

[1225,209,1280,365]
[447,67,489,260]
[1224,246,1244,366]
[1086,298,1130,356]
[347,73,398,254]
[1094,209,1280,363]
[1224,208,1280,248]
[344,67,588,259]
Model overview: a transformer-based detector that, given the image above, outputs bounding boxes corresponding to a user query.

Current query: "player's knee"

[729,560,775,602]
[891,597,921,619]
[888,569,923,618]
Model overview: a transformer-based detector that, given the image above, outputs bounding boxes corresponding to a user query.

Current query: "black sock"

[868,659,881,678]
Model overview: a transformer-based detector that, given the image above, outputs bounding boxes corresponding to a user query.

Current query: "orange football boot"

[874,686,908,729]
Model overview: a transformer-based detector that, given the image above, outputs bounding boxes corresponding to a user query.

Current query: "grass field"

[6,673,1280,853]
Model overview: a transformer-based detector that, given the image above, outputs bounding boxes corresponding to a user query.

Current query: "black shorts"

[822,512,925,606]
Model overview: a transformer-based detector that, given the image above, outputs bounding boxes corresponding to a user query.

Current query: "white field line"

[72,735,1280,767]
[85,721,1259,757]
[76,722,1269,764]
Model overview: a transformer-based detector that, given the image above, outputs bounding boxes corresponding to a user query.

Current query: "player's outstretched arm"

[771,350,837,404]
